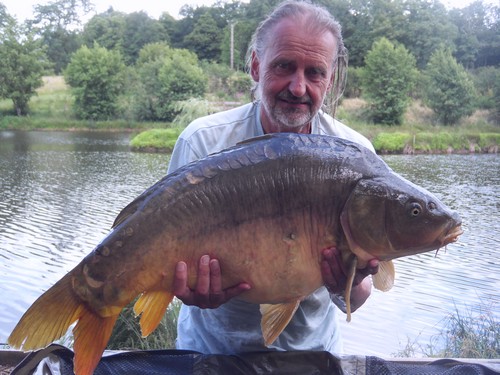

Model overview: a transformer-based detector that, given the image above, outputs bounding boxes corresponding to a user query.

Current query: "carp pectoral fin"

[133,290,174,337]
[344,256,358,323]
[73,305,118,375]
[373,260,395,292]
[8,273,83,350]
[260,301,300,346]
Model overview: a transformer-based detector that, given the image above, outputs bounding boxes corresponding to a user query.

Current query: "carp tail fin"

[260,301,300,346]
[133,290,174,337]
[373,260,395,292]
[8,273,83,350]
[72,304,118,375]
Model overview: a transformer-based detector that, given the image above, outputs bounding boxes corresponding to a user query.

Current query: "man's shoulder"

[317,112,374,152]
[180,102,258,140]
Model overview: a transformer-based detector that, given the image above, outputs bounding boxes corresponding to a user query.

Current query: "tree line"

[0,0,499,125]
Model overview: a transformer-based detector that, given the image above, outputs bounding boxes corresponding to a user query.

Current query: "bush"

[64,44,126,120]
[132,43,207,122]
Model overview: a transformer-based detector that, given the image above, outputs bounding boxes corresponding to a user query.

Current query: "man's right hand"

[173,254,251,309]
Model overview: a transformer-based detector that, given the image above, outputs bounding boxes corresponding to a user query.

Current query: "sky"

[0,0,490,23]
[1,0,224,21]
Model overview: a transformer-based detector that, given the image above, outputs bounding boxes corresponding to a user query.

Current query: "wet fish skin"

[8,133,462,375]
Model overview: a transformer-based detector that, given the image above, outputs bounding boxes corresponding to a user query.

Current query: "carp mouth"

[439,224,463,247]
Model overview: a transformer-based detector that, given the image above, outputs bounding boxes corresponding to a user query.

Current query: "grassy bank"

[0,76,498,154]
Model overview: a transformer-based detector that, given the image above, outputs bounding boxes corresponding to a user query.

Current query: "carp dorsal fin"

[372,260,395,292]
[260,301,300,346]
[133,290,174,337]
[236,134,274,146]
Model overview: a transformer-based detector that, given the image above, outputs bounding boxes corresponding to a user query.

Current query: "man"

[167,0,378,354]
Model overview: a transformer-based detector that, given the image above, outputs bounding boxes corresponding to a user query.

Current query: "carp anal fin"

[260,301,300,346]
[134,290,174,337]
[72,305,118,375]
[373,260,395,292]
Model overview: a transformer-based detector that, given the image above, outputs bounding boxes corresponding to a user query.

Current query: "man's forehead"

[264,18,337,66]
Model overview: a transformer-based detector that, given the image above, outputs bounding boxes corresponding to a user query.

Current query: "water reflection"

[0,131,498,357]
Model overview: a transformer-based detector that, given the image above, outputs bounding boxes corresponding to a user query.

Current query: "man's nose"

[288,71,307,98]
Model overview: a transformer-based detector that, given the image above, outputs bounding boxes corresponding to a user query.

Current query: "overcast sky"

[0,0,489,23]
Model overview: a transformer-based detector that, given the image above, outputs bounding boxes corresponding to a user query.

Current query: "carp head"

[340,175,463,265]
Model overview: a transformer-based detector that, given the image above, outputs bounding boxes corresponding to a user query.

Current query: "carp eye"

[409,202,422,217]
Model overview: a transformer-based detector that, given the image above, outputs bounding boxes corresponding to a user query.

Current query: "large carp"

[9,133,462,375]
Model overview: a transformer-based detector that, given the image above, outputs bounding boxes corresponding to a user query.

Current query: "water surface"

[0,131,498,357]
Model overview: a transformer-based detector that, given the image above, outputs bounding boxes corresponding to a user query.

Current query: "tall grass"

[107,298,181,350]
[395,301,499,359]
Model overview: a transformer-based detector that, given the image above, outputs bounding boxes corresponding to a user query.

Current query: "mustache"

[277,91,312,104]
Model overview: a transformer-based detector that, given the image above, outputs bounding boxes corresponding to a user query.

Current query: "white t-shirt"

[167,101,374,355]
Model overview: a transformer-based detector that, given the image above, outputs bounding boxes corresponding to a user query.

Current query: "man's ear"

[250,51,260,82]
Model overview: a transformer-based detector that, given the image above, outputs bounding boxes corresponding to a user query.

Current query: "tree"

[183,12,222,62]
[27,0,93,73]
[423,47,477,125]
[360,38,417,125]
[132,42,207,122]
[0,15,48,115]
[82,8,126,52]
[64,43,126,120]
[121,11,163,65]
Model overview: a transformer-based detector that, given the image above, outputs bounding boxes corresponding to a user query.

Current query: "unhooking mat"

[11,344,500,375]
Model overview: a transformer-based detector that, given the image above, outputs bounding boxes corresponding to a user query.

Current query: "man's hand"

[173,254,251,309]
[321,247,379,312]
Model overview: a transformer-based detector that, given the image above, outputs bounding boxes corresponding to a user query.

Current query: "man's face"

[251,18,337,133]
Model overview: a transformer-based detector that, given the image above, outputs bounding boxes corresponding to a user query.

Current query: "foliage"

[492,70,500,124]
[26,0,93,74]
[372,132,410,153]
[183,12,222,62]
[201,61,252,100]
[171,98,216,128]
[107,298,181,350]
[360,38,418,125]
[82,9,126,52]
[344,67,363,98]
[439,303,499,359]
[121,11,164,65]
[471,66,500,109]
[395,302,499,359]
[132,43,207,122]
[64,43,126,120]
[422,48,477,125]
[0,17,49,115]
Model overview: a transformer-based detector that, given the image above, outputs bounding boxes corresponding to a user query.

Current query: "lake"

[0,130,498,357]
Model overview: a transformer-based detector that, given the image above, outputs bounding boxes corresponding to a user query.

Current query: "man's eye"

[307,68,326,80]
[275,63,291,72]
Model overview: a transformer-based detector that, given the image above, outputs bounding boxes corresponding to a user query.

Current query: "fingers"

[173,255,251,309]
[321,247,344,294]
[173,261,191,302]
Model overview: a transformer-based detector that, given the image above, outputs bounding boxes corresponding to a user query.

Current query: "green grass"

[130,128,183,152]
